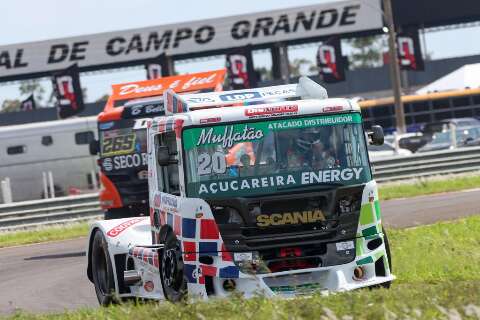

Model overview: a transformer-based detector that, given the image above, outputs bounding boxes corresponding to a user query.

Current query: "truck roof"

[150,77,360,133]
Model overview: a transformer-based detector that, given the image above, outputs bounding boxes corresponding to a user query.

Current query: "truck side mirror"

[368,125,384,146]
[157,146,170,166]
[89,140,99,155]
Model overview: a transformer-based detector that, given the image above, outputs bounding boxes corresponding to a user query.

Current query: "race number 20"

[198,152,226,175]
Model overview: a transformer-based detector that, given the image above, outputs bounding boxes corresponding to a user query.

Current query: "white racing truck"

[86,77,394,304]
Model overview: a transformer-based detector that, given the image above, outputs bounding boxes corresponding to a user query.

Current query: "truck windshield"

[183,113,371,199]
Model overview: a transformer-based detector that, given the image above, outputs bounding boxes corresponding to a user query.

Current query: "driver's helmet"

[296,128,322,151]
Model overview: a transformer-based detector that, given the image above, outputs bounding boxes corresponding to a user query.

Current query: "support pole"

[164,55,175,76]
[42,172,49,199]
[1,178,12,204]
[271,43,290,84]
[383,0,406,134]
[48,171,55,199]
[91,170,98,190]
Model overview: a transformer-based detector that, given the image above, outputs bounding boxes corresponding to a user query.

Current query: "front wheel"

[91,230,117,306]
[160,230,187,302]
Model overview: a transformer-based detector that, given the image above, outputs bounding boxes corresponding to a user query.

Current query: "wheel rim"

[161,242,184,293]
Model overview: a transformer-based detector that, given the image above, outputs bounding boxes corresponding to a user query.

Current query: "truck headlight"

[338,195,360,214]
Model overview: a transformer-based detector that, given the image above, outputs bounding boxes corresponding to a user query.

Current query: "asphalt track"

[1,189,479,315]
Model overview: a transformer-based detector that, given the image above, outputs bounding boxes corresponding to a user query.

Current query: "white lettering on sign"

[181,73,217,90]
[111,153,148,169]
[196,125,264,148]
[300,168,363,184]
[0,0,382,79]
[119,83,163,96]
[197,168,363,195]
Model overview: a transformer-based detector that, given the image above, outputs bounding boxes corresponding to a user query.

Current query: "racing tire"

[160,230,187,302]
[91,230,117,306]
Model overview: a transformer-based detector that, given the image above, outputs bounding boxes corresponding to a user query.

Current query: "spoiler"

[164,76,328,114]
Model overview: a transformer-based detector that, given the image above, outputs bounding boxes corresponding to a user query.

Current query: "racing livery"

[87,77,393,304]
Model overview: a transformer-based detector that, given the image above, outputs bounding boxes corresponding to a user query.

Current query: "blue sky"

[0,0,479,104]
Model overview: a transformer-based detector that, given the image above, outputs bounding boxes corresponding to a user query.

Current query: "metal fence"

[1,146,480,231]
[371,146,480,182]
[0,193,101,232]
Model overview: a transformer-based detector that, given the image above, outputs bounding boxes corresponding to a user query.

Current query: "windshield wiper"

[277,182,344,191]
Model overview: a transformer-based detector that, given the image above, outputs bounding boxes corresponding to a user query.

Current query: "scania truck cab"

[87,77,393,304]
[90,70,225,219]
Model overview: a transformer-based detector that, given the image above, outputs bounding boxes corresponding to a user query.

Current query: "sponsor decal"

[199,117,221,124]
[99,121,114,130]
[143,281,154,292]
[196,125,264,148]
[220,91,261,102]
[183,113,362,151]
[197,168,364,195]
[256,210,326,227]
[245,105,298,117]
[102,158,113,171]
[106,153,148,170]
[128,104,164,117]
[234,252,253,261]
[161,193,178,208]
[336,241,354,251]
[267,114,355,130]
[107,217,146,237]
[133,118,150,130]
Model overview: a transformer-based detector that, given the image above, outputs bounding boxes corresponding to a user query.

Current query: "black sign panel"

[225,47,257,89]
[51,64,85,119]
[121,103,165,119]
[20,94,36,111]
[397,29,424,71]
[316,38,346,83]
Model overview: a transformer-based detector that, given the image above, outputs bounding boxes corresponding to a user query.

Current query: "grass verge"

[4,215,480,319]
[0,223,89,248]
[379,173,480,200]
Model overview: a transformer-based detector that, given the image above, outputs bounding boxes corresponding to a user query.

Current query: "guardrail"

[371,146,480,182]
[1,146,480,231]
[0,193,102,232]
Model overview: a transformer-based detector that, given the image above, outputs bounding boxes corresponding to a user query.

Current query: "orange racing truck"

[90,70,226,219]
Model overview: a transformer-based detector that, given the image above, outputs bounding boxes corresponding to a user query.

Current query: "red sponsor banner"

[110,69,226,101]
[106,217,146,237]
[245,105,298,117]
